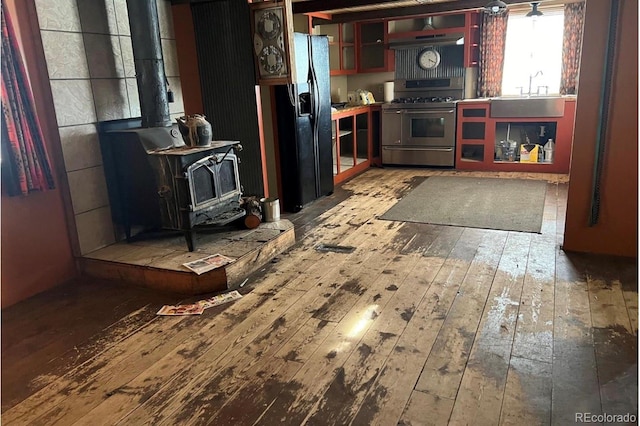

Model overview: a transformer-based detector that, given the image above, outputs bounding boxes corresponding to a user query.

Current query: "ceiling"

[291,0,570,23]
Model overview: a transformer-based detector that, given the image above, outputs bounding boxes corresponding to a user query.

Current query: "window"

[501,11,564,96]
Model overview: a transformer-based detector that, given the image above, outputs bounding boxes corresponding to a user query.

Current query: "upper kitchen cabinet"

[388,13,465,37]
[312,22,356,75]
[387,11,480,68]
[293,14,311,34]
[464,11,481,67]
[357,21,393,73]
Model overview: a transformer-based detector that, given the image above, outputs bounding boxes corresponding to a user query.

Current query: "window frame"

[501,9,565,97]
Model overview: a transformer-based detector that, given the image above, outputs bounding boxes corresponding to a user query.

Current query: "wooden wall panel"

[563,0,638,257]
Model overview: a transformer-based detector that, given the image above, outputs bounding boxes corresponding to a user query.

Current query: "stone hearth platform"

[80,220,295,295]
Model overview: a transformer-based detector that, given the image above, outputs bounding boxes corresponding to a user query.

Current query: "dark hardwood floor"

[2,168,637,425]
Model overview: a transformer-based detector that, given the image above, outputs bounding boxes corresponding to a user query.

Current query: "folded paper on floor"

[157,304,205,316]
[182,253,236,275]
[157,290,243,316]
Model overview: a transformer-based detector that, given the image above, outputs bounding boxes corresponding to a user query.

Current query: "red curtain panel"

[1,3,55,196]
[477,12,509,98]
[560,1,586,95]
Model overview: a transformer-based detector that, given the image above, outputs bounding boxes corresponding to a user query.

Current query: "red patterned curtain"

[1,3,55,196]
[477,12,509,98]
[560,1,585,94]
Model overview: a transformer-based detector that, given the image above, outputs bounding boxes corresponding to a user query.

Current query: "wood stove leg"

[185,230,195,252]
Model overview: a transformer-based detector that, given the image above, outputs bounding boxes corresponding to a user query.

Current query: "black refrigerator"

[274,33,333,213]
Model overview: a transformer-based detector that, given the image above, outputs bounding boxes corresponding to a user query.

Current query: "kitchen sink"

[490,96,565,118]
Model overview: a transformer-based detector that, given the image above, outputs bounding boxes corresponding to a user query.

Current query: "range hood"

[389,32,465,49]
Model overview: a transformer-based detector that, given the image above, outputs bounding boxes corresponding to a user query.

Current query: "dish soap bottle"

[543,139,555,163]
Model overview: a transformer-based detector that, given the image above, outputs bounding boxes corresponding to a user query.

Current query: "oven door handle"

[383,147,454,152]
[403,110,455,114]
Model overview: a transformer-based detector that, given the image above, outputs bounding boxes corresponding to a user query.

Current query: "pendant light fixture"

[483,0,508,15]
[526,2,543,17]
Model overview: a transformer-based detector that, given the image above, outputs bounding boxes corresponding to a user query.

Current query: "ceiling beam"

[293,0,409,14]
[170,0,229,4]
[313,0,531,24]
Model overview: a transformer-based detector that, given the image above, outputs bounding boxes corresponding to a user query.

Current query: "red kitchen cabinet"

[456,99,576,173]
[313,22,356,75]
[387,12,466,40]
[464,11,481,67]
[331,105,381,184]
[456,101,491,166]
[386,11,480,69]
[357,21,393,73]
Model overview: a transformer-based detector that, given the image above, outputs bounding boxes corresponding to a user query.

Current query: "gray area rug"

[380,176,547,233]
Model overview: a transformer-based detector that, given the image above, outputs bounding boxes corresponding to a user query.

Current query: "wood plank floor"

[2,168,637,425]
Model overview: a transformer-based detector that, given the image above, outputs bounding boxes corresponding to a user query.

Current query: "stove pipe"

[126,0,171,128]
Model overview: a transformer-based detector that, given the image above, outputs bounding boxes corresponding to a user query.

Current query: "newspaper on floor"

[182,253,236,275]
[156,303,205,316]
[156,291,243,316]
[196,290,243,309]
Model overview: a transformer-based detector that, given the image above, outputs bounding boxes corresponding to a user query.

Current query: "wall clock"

[418,49,441,70]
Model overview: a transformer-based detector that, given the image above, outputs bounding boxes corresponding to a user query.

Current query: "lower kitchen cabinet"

[457,102,489,164]
[331,105,380,184]
[370,105,382,166]
[456,99,576,173]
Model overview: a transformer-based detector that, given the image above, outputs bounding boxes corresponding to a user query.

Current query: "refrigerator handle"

[307,36,321,196]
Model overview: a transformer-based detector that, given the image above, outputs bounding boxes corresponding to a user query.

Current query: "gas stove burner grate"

[391,96,456,104]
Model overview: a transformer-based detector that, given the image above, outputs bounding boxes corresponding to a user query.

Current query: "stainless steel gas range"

[382,76,464,167]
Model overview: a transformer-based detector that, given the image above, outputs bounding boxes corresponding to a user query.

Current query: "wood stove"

[99,119,245,251]
[96,1,245,252]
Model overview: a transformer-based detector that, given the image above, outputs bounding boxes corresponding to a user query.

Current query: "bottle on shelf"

[543,138,555,163]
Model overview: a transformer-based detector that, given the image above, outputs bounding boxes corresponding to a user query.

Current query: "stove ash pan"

[99,119,245,251]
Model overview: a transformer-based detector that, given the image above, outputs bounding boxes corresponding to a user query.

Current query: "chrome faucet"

[528,70,544,95]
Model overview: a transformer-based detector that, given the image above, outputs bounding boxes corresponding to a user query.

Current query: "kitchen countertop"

[457,95,577,103]
[456,98,492,103]
[331,103,382,117]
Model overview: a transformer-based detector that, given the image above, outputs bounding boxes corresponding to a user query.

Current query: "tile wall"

[34,0,184,255]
